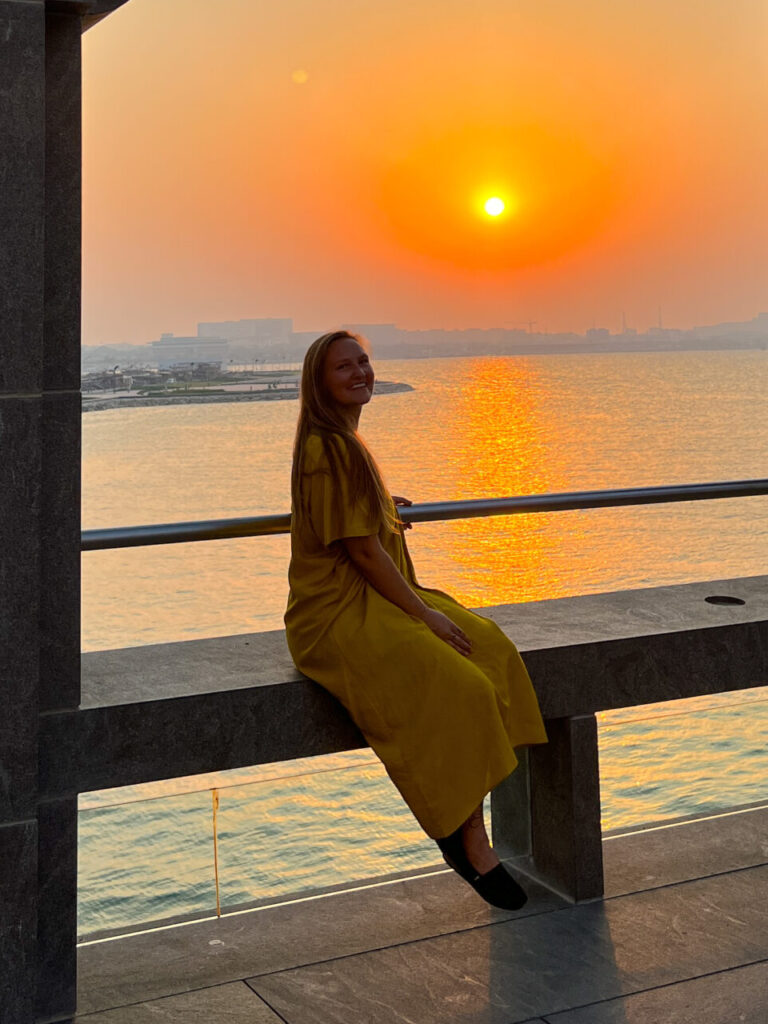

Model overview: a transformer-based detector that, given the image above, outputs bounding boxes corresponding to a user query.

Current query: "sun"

[484,196,505,216]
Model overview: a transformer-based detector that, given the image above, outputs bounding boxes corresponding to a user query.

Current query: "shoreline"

[81,380,413,413]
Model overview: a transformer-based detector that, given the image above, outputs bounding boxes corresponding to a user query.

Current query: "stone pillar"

[36,798,79,1021]
[0,5,46,1022]
[489,746,532,857]
[1,2,111,1020]
[492,715,604,902]
[35,13,85,1019]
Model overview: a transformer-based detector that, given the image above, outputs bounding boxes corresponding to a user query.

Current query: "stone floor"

[75,804,768,1023]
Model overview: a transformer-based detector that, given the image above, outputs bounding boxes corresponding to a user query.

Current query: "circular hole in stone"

[705,595,746,606]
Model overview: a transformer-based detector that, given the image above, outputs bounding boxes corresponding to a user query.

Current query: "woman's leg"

[435,799,528,909]
[460,802,499,874]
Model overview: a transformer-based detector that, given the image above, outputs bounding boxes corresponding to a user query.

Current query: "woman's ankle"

[461,810,500,874]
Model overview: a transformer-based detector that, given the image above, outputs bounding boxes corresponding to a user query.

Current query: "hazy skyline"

[82,0,767,347]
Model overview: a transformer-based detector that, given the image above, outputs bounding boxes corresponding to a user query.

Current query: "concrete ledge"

[40,682,366,797]
[80,575,768,707]
[37,575,768,915]
[41,576,768,798]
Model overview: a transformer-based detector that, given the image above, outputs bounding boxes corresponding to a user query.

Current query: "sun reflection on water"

[79,352,768,934]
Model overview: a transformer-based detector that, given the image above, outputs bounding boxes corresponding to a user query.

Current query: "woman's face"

[322,337,375,412]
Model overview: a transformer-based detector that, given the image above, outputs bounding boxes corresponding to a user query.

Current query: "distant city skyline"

[83,304,768,350]
[82,1,767,347]
[94,308,768,345]
[81,311,768,373]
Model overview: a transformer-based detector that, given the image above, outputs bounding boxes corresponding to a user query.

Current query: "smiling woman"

[323,337,375,408]
[284,330,547,910]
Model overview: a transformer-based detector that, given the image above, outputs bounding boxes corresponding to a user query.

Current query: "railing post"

[492,715,604,902]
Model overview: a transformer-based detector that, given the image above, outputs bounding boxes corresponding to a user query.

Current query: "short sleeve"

[303,437,380,547]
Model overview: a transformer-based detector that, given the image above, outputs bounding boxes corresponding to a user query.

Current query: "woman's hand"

[421,609,473,657]
[392,495,412,530]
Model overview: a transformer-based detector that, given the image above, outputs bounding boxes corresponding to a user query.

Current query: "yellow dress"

[284,433,547,839]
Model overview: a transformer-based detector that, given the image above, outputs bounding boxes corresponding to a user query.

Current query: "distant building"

[646,326,685,339]
[691,312,768,340]
[149,333,228,370]
[342,323,401,348]
[81,369,134,392]
[198,318,293,352]
[585,327,611,339]
[165,361,222,380]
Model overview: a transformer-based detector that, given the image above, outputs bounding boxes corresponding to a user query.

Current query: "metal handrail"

[81,478,768,551]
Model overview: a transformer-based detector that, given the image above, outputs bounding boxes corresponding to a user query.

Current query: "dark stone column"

[0,3,45,1022]
[492,715,604,901]
[41,8,83,713]
[0,823,39,1023]
[3,3,126,1021]
[36,798,79,1020]
[35,10,84,1023]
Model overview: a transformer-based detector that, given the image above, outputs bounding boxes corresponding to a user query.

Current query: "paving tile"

[246,866,768,1024]
[543,960,768,1024]
[603,805,768,897]
[76,981,282,1022]
[78,816,768,1020]
[78,867,563,1014]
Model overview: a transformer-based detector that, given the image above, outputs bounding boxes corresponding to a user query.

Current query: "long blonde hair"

[291,330,398,538]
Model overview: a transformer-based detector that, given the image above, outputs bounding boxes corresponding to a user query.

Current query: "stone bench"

[41,574,768,907]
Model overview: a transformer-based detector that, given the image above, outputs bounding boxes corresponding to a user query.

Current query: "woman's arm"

[342,534,472,656]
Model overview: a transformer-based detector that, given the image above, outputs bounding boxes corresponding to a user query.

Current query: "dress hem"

[420,749,521,841]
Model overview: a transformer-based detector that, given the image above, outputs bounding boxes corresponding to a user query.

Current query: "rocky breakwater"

[82,380,414,413]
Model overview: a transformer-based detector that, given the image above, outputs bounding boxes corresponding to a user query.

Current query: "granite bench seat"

[41,574,768,903]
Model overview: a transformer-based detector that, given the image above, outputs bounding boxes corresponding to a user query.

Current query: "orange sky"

[82,0,767,344]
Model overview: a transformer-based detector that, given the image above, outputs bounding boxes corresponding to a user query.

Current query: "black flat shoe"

[436,827,528,911]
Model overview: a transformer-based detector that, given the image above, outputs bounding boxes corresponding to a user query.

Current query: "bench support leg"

[491,714,603,902]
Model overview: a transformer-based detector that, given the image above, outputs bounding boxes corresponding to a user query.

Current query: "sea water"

[79,350,768,936]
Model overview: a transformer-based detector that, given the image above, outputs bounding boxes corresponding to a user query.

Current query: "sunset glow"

[484,197,505,217]
[81,0,768,343]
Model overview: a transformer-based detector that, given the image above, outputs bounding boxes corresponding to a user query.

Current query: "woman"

[285,330,547,909]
